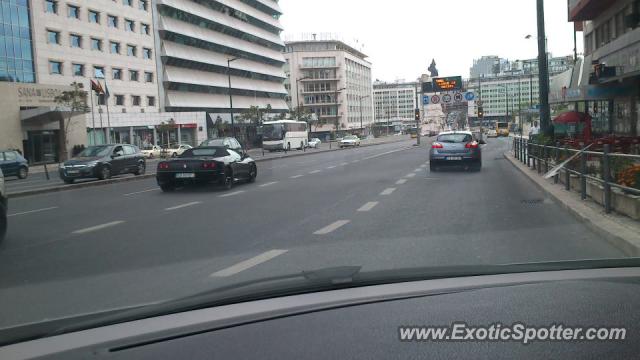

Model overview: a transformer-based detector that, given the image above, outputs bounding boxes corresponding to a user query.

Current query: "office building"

[373,80,417,131]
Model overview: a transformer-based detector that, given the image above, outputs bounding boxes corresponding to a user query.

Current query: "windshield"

[76,146,111,158]
[2,0,640,348]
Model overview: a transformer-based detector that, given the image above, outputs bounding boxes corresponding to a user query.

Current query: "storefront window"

[613,98,633,135]
[587,100,610,135]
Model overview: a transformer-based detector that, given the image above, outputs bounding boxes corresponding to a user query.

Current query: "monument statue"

[428,59,439,77]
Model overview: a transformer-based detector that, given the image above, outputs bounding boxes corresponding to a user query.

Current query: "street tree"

[54,82,88,161]
[157,119,177,147]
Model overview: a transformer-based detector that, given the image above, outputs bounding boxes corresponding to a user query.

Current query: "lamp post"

[227,57,239,138]
[334,87,346,139]
[357,94,370,137]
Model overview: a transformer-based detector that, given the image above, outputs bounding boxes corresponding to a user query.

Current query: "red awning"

[553,111,588,124]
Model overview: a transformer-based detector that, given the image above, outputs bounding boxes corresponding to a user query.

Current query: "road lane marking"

[72,221,125,234]
[414,168,423,172]
[357,201,379,212]
[259,181,279,187]
[396,179,407,185]
[341,162,349,166]
[363,147,408,160]
[420,164,427,168]
[352,160,360,163]
[219,191,245,198]
[380,188,396,196]
[210,250,288,277]
[309,170,321,174]
[165,201,202,211]
[8,206,59,217]
[124,188,159,196]
[405,173,416,178]
[313,220,351,235]
[326,165,337,169]
[290,175,304,179]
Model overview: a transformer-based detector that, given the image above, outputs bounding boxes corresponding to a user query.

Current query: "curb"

[503,152,640,256]
[8,138,413,199]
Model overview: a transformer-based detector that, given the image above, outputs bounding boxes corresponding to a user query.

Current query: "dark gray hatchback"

[59,144,146,183]
[429,131,482,172]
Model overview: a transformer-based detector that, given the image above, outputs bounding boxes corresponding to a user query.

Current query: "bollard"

[602,144,612,214]
[564,146,570,191]
[580,145,587,200]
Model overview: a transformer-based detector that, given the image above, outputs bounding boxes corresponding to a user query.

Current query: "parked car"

[308,138,322,149]
[165,144,193,158]
[0,168,6,242]
[156,145,257,192]
[0,149,29,179]
[487,129,498,138]
[141,145,162,159]
[59,144,146,183]
[429,131,482,172]
[340,135,361,148]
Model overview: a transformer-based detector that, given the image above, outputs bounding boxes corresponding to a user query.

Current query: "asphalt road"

[0,137,626,329]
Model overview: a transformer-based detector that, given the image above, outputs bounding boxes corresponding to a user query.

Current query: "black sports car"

[156,146,257,192]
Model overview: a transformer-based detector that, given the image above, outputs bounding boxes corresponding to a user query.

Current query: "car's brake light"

[202,161,217,169]
[158,162,170,170]
[432,142,444,149]
[465,141,479,149]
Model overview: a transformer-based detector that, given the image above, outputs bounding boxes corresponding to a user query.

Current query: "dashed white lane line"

[357,201,379,212]
[326,165,337,169]
[124,188,159,196]
[352,160,360,163]
[165,201,202,211]
[380,188,396,196]
[414,168,423,172]
[72,221,125,235]
[362,147,408,160]
[405,173,416,178]
[309,170,322,174]
[396,179,407,185]
[210,250,288,277]
[259,181,279,187]
[341,162,349,166]
[290,175,304,179]
[313,220,351,235]
[420,164,427,168]
[8,206,59,217]
[219,191,245,198]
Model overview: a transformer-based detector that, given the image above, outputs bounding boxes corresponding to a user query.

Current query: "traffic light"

[415,109,420,121]
[478,106,484,119]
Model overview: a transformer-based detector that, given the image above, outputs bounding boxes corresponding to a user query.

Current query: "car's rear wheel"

[473,161,482,172]
[247,164,257,183]
[171,152,177,158]
[134,162,146,176]
[221,168,234,190]
[98,166,111,180]
[160,183,175,192]
[17,166,28,179]
[287,143,291,151]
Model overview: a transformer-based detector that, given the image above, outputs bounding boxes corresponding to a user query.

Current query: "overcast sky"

[279,0,582,81]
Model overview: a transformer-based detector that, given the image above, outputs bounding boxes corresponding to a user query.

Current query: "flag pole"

[103,79,112,144]
[89,80,97,145]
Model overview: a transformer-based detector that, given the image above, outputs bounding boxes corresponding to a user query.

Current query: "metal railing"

[513,137,640,214]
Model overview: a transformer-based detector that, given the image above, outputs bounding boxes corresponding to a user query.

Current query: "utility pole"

[537,0,551,134]
[415,83,421,145]
[227,57,238,138]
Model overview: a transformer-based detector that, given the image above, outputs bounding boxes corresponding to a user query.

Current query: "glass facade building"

[0,0,35,83]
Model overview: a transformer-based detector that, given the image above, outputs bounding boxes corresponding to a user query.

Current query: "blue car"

[0,149,29,179]
[429,131,482,172]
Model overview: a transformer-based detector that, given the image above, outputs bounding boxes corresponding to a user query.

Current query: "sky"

[278,0,582,81]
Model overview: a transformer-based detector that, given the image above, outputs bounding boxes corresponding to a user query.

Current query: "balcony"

[300,77,340,82]
[569,0,616,21]
[301,89,337,94]
[299,63,341,70]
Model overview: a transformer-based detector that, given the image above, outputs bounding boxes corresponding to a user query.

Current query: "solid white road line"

[290,175,304,179]
[8,206,59,217]
[405,173,416,178]
[165,201,202,211]
[396,179,407,185]
[309,170,321,174]
[210,250,288,277]
[380,188,396,196]
[357,201,379,212]
[259,181,279,187]
[72,221,125,235]
[124,188,159,196]
[313,220,351,235]
[219,191,245,198]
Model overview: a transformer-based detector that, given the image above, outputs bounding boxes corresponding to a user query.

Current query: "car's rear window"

[183,148,229,157]
[437,134,472,143]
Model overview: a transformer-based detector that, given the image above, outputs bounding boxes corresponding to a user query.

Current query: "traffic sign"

[442,94,452,104]
[464,92,475,101]
[423,95,430,105]
[431,95,441,104]
[454,92,463,103]
[476,100,484,106]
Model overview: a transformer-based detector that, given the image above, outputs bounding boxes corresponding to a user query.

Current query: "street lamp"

[227,57,239,138]
[333,87,346,139]
[356,94,370,137]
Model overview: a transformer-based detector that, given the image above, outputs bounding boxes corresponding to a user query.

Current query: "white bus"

[262,120,309,151]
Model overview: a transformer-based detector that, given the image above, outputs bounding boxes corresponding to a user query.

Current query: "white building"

[153,0,289,119]
[283,35,373,137]
[373,80,417,131]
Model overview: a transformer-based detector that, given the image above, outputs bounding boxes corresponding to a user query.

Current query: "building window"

[132,95,141,106]
[112,68,122,80]
[140,23,150,35]
[139,0,148,11]
[125,19,135,32]
[88,10,100,23]
[72,63,84,76]
[147,96,155,106]
[110,41,120,54]
[70,34,82,48]
[97,93,105,105]
[115,94,124,106]
[93,66,105,78]
[91,38,102,51]
[123,0,132,6]
[142,48,151,59]
[45,0,57,14]
[108,15,118,28]
[129,70,139,81]
[67,4,79,19]
[47,30,60,44]
[49,60,62,75]
[127,45,136,57]
[144,71,153,82]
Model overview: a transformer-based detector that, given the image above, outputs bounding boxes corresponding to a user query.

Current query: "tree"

[54,82,88,161]
[157,119,176,147]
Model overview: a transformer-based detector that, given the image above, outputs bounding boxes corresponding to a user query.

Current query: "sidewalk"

[504,152,640,256]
